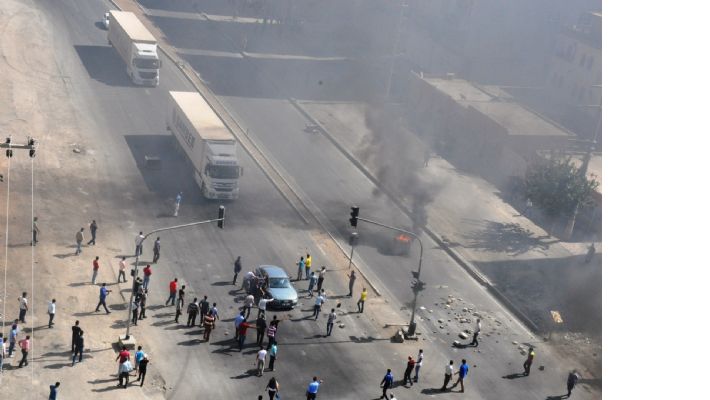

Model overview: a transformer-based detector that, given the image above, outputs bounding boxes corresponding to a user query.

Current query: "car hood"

[268,287,298,302]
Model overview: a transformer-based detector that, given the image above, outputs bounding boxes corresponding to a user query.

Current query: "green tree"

[524,156,599,219]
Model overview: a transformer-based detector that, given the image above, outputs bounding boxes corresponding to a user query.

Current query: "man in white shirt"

[118,257,128,283]
[414,349,424,382]
[256,346,267,376]
[48,299,56,328]
[312,290,326,320]
[471,318,482,347]
[242,294,255,320]
[135,232,145,256]
[441,360,454,391]
[18,293,28,323]
[258,296,273,319]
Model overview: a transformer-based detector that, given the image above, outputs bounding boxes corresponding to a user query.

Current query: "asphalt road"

[30,0,599,398]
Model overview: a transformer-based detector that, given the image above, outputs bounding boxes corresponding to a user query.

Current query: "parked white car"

[102,12,110,29]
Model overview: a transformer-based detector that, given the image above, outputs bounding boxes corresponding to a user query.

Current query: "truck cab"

[130,44,161,86]
[200,147,243,199]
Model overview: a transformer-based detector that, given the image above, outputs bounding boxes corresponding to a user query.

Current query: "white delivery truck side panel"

[107,11,160,86]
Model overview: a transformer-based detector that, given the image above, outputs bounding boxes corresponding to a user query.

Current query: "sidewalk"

[295,100,602,376]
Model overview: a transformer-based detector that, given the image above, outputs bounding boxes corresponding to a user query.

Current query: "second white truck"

[167,91,242,200]
[107,10,161,86]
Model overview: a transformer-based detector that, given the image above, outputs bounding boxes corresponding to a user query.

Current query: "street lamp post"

[124,215,225,340]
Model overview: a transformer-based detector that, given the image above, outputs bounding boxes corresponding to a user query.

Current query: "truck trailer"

[107,10,161,86]
[167,91,242,200]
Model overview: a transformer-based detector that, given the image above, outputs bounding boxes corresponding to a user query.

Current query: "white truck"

[167,91,243,200]
[107,10,161,86]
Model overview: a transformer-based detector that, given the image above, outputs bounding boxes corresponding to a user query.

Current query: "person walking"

[255,345,267,376]
[48,299,56,328]
[316,266,326,293]
[243,294,255,320]
[203,311,216,342]
[118,257,127,283]
[523,347,535,376]
[255,314,266,346]
[357,288,367,313]
[137,355,150,387]
[258,296,273,319]
[71,320,83,353]
[347,271,356,297]
[414,349,424,382]
[566,370,580,397]
[75,227,84,255]
[118,358,133,388]
[297,256,305,280]
[243,270,255,293]
[138,289,147,319]
[18,292,28,323]
[87,220,98,245]
[135,231,145,256]
[237,319,252,350]
[403,356,415,386]
[18,336,31,368]
[199,296,210,326]
[268,341,278,371]
[152,237,161,263]
[135,346,145,367]
[452,359,469,392]
[380,369,394,399]
[234,310,246,339]
[8,322,18,358]
[48,382,60,400]
[232,256,242,285]
[32,216,39,245]
[266,321,277,350]
[142,264,153,290]
[312,290,326,320]
[441,360,454,391]
[470,318,481,347]
[165,278,178,306]
[71,331,84,366]
[265,376,280,400]
[95,283,111,314]
[131,299,139,325]
[584,243,596,264]
[116,346,130,374]
[307,272,317,297]
[326,308,337,336]
[306,377,323,400]
[210,303,220,321]
[187,298,199,327]
[91,256,100,284]
[304,253,312,278]
[178,285,186,308]
[173,192,182,217]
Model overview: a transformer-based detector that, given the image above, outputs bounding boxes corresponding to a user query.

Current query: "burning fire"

[396,234,412,243]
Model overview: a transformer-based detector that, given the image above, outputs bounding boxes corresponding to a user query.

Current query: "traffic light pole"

[124,214,225,340]
[355,216,424,336]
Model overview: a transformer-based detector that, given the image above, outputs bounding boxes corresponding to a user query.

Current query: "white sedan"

[102,12,109,30]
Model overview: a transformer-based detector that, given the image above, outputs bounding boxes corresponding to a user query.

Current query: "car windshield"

[269,277,290,289]
[134,58,160,69]
[207,164,238,179]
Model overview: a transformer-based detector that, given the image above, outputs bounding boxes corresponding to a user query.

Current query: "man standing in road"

[48,382,60,400]
[255,314,266,346]
[142,264,153,290]
[305,253,312,277]
[567,370,580,397]
[32,216,39,245]
[178,285,186,308]
[347,271,356,297]
[243,293,255,320]
[210,303,220,321]
[173,192,182,217]
[203,311,215,342]
[131,299,139,325]
[266,321,278,349]
[95,283,111,314]
[306,376,323,400]
[165,278,178,306]
[414,349,424,382]
[380,368,394,399]
[199,296,210,326]
[268,341,278,371]
[307,272,317,297]
[403,356,415,387]
[75,227,84,255]
[138,288,147,320]
[152,237,161,263]
[451,359,469,392]
[135,231,145,256]
[71,320,83,353]
[18,292,28,323]
[8,321,18,358]
[316,266,326,293]
[357,287,367,313]
[18,335,31,368]
[523,347,535,376]
[87,219,98,245]
[258,296,273,319]
[48,299,56,328]
[232,256,242,285]
[256,346,267,376]
[297,256,305,281]
[118,358,133,388]
[238,319,252,350]
[312,290,326,320]
[91,256,100,285]
[118,256,127,283]
[326,308,337,336]
[72,331,84,366]
[137,355,150,387]
[234,311,247,340]
[441,360,454,391]
[187,298,199,327]
[470,318,481,347]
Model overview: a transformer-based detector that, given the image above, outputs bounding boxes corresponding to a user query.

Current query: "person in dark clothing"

[137,356,150,386]
[256,314,267,346]
[138,290,147,320]
[72,331,84,366]
[87,220,97,245]
[316,267,326,292]
[403,356,415,386]
[48,382,60,400]
[153,237,161,263]
[131,300,139,325]
[71,320,83,353]
[523,348,535,376]
[380,368,394,399]
[232,256,242,285]
[187,298,199,327]
[566,371,580,397]
[199,296,210,326]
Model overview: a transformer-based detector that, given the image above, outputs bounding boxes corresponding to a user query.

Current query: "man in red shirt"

[165,278,178,306]
[142,265,153,290]
[91,256,100,285]
[115,346,130,374]
[238,320,252,351]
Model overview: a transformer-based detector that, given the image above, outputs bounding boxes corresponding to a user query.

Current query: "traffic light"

[217,205,225,229]
[349,206,359,227]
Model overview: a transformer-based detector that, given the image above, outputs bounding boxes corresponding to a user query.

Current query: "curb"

[289,99,542,333]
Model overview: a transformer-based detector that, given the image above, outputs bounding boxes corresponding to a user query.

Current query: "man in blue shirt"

[452,359,469,393]
[380,368,394,399]
[307,376,323,399]
[49,382,60,400]
[95,283,111,314]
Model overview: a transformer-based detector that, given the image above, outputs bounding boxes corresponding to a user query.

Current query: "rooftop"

[421,76,574,138]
